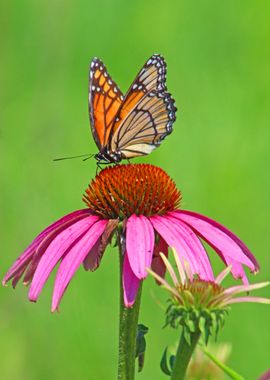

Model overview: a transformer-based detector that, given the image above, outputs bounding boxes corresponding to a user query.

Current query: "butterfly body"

[94,149,122,164]
[89,54,177,164]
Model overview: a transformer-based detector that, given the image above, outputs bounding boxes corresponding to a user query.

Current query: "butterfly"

[89,54,177,164]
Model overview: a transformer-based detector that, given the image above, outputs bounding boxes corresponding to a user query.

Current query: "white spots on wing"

[167,103,174,111]
[108,79,112,85]
[97,87,101,92]
[90,71,93,78]
[100,65,103,70]
[138,85,143,90]
[147,59,153,65]
[114,87,118,93]
[104,72,108,77]
[132,83,138,89]
[92,85,96,91]
[120,95,124,100]
[91,61,95,68]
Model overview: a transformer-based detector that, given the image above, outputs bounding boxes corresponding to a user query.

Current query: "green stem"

[118,247,142,380]
[171,330,201,380]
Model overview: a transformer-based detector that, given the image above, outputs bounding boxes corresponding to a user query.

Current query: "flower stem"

[171,330,201,380]
[118,247,142,380]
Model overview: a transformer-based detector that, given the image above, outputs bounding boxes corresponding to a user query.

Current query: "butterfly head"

[94,149,122,164]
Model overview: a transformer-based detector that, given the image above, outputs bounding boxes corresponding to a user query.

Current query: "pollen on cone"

[83,164,181,219]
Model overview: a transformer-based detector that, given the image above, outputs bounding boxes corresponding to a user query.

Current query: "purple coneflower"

[148,249,270,316]
[3,164,259,311]
[148,249,269,380]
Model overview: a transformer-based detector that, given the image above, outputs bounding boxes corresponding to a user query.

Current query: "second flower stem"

[171,330,201,380]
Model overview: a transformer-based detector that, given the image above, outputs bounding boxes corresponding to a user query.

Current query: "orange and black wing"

[110,54,168,136]
[108,54,177,158]
[89,58,124,150]
[110,91,176,158]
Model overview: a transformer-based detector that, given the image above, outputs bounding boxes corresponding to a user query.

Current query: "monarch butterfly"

[89,54,177,164]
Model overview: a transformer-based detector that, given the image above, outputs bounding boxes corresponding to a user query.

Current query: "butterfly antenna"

[53,153,95,162]
[82,155,95,162]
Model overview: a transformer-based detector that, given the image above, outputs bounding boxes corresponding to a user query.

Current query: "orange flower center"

[83,164,181,219]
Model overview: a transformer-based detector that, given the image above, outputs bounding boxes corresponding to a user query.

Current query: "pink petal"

[29,215,100,302]
[83,237,101,271]
[151,237,168,282]
[170,210,258,271]
[51,219,108,312]
[83,219,118,271]
[12,263,32,288]
[3,209,90,285]
[222,256,249,285]
[24,214,91,285]
[150,216,199,276]
[227,297,270,305]
[126,215,155,279]
[163,215,214,281]
[122,253,141,307]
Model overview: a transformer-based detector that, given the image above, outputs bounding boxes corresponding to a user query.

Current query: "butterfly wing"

[110,54,167,136]
[110,91,176,158]
[108,54,177,158]
[89,58,124,150]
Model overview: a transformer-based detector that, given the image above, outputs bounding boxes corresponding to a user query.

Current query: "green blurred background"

[1,1,270,379]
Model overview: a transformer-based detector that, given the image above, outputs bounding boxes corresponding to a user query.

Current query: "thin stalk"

[171,330,201,380]
[118,246,142,380]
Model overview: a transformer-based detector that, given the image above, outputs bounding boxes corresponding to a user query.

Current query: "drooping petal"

[51,219,108,312]
[12,264,31,288]
[2,209,90,285]
[83,219,118,271]
[151,237,168,283]
[170,210,258,272]
[23,214,91,285]
[122,253,141,307]
[150,216,200,277]
[126,215,155,279]
[29,215,100,302]
[223,257,249,284]
[83,237,101,271]
[164,215,214,281]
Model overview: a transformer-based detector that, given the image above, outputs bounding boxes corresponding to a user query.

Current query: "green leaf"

[186,319,196,332]
[184,327,191,345]
[160,347,172,376]
[169,354,175,371]
[199,316,206,333]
